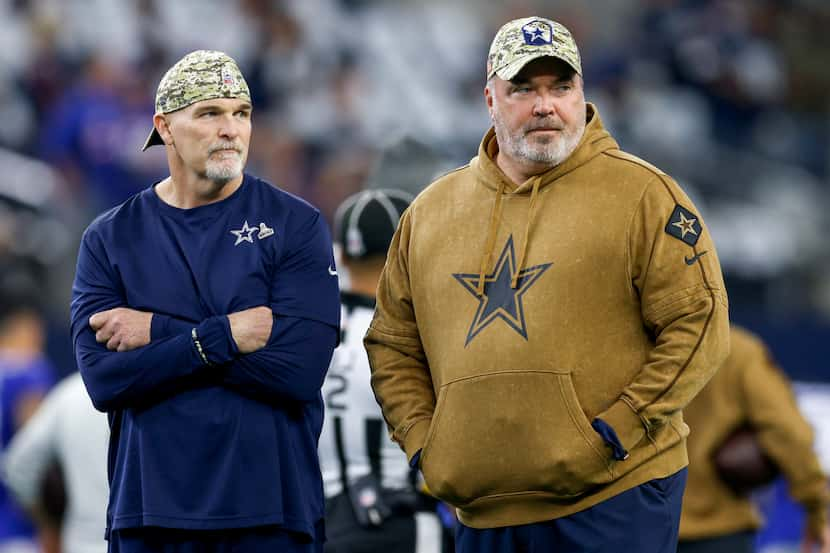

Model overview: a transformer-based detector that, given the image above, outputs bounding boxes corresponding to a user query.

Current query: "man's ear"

[153,113,173,146]
[484,84,495,121]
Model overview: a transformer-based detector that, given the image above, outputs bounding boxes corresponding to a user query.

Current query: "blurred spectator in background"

[363,137,453,198]
[680,325,830,553]
[3,370,109,553]
[0,258,56,553]
[319,189,444,553]
[0,148,91,381]
[1,0,827,336]
[37,53,165,212]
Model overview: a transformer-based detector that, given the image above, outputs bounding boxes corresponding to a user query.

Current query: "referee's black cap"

[334,189,413,260]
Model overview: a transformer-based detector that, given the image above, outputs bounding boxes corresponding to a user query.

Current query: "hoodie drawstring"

[477,176,542,295]
[476,179,506,296]
[512,176,541,288]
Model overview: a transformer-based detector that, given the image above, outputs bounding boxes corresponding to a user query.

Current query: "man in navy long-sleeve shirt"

[69,50,340,553]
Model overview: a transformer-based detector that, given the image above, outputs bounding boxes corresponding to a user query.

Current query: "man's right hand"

[227,306,273,354]
[89,307,152,352]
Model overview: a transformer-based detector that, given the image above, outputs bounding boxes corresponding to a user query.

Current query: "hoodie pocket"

[419,370,614,505]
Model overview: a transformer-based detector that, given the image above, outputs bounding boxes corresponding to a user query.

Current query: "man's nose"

[218,115,240,138]
[532,91,557,117]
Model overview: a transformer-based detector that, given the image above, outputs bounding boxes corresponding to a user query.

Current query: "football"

[713,426,779,495]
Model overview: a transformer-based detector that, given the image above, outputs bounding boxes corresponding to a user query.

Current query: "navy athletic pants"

[455,468,687,553]
[108,521,325,553]
[677,531,755,553]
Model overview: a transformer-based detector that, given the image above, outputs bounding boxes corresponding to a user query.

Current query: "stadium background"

[0,1,827,551]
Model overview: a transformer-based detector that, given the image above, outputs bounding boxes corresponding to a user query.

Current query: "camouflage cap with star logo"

[486,16,582,81]
[142,50,251,151]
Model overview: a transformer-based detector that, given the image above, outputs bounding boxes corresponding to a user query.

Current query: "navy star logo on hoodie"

[453,236,552,346]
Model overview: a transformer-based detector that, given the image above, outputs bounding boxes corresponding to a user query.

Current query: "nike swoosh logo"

[328,265,338,276]
[685,250,708,265]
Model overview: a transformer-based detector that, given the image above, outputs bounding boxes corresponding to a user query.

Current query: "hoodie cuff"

[596,399,647,453]
[402,418,431,463]
[592,418,629,460]
[193,316,238,366]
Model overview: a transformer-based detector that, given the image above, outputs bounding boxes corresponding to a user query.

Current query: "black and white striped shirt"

[318,292,411,498]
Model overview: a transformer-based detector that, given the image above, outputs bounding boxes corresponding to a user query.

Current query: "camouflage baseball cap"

[486,17,581,81]
[142,50,251,151]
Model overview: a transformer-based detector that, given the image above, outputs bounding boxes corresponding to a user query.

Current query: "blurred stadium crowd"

[1,0,829,378]
[0,0,828,551]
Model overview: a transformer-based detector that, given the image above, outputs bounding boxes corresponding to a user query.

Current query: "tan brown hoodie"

[365,104,730,528]
[680,325,828,540]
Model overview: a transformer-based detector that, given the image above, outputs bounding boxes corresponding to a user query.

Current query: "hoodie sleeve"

[596,174,730,453]
[364,208,436,463]
[736,332,828,538]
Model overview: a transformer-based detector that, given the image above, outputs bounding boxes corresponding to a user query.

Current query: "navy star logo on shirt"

[453,236,552,346]
[230,220,257,246]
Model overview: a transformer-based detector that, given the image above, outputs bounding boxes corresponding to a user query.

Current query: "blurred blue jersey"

[0,354,55,541]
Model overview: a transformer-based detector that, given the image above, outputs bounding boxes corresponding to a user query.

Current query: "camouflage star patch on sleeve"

[665,204,703,246]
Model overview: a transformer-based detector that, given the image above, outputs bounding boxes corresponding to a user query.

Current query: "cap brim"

[141,127,164,151]
[492,52,581,81]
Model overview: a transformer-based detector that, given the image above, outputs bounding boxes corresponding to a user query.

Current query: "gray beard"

[204,156,243,183]
[494,110,586,168]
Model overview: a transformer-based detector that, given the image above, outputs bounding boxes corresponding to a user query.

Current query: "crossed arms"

[76,305,336,412]
[71,220,338,413]
[89,305,271,354]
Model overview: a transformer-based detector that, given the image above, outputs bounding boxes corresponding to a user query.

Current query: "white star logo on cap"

[521,21,553,45]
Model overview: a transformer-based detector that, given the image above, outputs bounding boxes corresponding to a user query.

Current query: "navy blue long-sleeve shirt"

[70,174,340,538]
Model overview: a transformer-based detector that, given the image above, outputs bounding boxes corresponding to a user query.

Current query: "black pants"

[677,531,755,553]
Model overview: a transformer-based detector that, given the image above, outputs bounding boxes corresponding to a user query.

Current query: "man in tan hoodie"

[679,325,829,553]
[365,15,730,553]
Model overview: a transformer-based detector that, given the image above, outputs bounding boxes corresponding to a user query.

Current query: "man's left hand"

[89,308,153,352]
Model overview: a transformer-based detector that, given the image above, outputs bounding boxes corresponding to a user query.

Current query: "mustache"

[208,142,243,155]
[525,120,564,132]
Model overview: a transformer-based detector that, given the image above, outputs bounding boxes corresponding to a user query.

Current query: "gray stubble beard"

[493,102,586,168]
[204,154,243,184]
